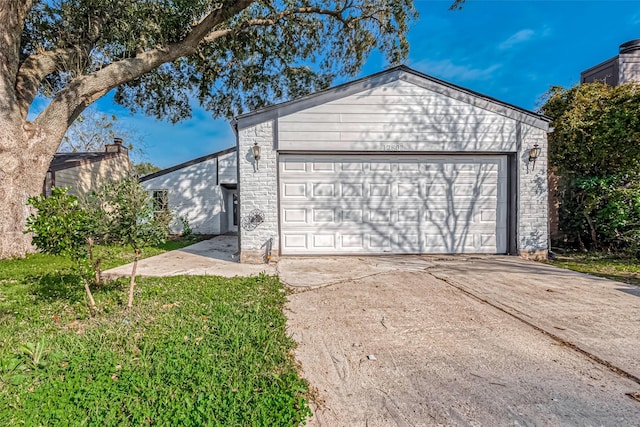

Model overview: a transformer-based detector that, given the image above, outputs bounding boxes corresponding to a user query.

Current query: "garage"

[279,154,507,254]
[234,66,550,263]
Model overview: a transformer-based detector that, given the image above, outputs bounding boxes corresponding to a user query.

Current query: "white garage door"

[279,154,507,255]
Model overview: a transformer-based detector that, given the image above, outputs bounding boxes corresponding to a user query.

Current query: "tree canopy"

[17,0,423,125]
[4,0,469,258]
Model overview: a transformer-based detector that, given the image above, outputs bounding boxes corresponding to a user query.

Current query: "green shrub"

[556,175,640,253]
[542,82,640,254]
[25,187,99,311]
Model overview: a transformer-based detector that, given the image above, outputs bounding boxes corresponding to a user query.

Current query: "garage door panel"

[283,183,306,197]
[369,210,392,224]
[342,209,363,223]
[342,234,364,249]
[282,208,307,224]
[341,183,363,197]
[313,209,336,223]
[280,155,507,255]
[313,234,335,248]
[311,161,335,172]
[284,234,307,249]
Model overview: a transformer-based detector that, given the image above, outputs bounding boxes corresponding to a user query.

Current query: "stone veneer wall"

[238,121,279,263]
[518,124,549,260]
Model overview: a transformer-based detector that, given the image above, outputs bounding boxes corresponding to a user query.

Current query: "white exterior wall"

[279,80,517,152]
[142,158,224,235]
[218,151,237,184]
[238,121,278,263]
[237,71,549,262]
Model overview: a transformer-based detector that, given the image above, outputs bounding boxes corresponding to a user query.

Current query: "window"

[233,193,238,226]
[152,190,169,213]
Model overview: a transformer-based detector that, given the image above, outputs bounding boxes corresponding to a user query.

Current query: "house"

[581,39,640,85]
[44,138,131,196]
[139,147,237,235]
[234,65,550,263]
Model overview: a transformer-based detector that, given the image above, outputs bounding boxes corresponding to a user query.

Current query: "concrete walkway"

[102,235,275,278]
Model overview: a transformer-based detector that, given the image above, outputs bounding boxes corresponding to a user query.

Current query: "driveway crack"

[428,270,640,387]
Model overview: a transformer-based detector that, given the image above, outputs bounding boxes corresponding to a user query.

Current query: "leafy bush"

[178,216,193,237]
[542,82,640,254]
[25,187,99,311]
[26,179,174,311]
[556,175,640,252]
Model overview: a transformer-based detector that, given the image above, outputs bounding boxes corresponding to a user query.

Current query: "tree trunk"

[0,115,59,258]
[583,212,598,250]
[128,249,140,308]
[83,277,97,315]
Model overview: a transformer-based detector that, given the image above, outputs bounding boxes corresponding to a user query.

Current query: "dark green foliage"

[542,82,640,178]
[25,187,94,259]
[25,180,175,310]
[92,177,173,307]
[25,187,100,309]
[24,0,422,122]
[542,83,640,253]
[0,255,311,425]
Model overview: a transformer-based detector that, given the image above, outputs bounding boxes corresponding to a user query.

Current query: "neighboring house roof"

[233,65,551,131]
[48,151,126,172]
[139,146,236,182]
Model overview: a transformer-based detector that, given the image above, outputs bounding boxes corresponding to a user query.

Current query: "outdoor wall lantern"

[252,142,261,171]
[528,144,541,171]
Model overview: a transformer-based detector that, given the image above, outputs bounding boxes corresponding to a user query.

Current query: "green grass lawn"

[0,239,311,426]
[549,251,640,287]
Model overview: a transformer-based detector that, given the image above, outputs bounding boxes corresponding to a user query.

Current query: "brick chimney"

[105,137,129,155]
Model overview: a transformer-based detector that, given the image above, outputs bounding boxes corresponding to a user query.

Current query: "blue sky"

[92,0,640,169]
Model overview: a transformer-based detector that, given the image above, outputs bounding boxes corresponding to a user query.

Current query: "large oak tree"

[0,0,463,258]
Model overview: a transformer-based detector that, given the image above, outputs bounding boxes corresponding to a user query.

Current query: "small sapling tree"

[25,187,99,312]
[102,178,171,308]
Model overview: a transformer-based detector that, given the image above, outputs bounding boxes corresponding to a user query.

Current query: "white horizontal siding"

[278,80,517,152]
[142,158,224,234]
[620,53,640,84]
[218,151,237,184]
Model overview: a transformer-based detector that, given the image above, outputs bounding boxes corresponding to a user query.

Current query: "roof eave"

[139,146,237,182]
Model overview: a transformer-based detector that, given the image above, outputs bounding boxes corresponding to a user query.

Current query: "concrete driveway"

[282,256,640,426]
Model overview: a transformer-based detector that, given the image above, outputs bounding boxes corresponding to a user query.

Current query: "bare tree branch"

[15,47,90,118]
[203,5,351,43]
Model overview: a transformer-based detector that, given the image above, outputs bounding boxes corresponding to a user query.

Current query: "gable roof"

[48,151,126,172]
[234,65,550,131]
[139,146,236,182]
